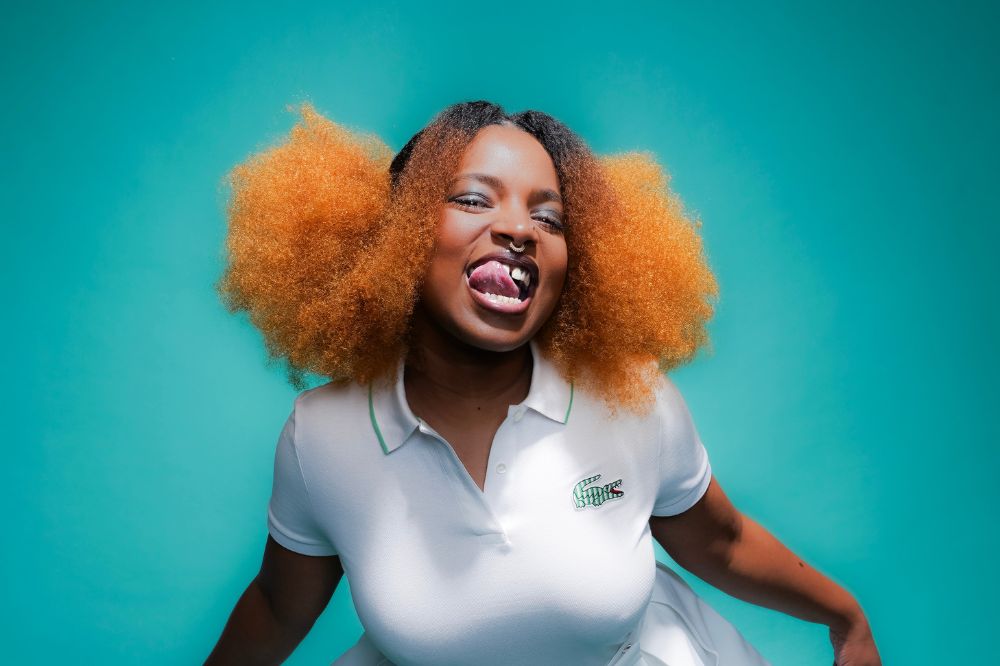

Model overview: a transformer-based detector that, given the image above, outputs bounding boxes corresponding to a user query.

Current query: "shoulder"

[288,380,369,448]
[649,369,694,429]
[627,360,689,428]
[294,379,362,412]
[613,363,703,455]
[560,363,690,439]
[650,370,707,465]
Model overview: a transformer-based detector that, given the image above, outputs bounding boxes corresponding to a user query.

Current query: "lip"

[464,257,537,315]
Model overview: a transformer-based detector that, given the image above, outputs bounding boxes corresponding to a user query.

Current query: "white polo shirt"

[267,339,713,666]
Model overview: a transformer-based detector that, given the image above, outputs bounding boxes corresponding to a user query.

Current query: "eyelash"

[450,195,564,230]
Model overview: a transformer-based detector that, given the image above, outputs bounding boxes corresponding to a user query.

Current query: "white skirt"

[334,560,770,666]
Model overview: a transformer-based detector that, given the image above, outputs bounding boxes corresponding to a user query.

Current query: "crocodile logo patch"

[573,474,624,509]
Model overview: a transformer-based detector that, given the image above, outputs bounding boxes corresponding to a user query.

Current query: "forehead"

[454,124,559,189]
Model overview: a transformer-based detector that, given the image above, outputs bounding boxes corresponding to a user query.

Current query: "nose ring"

[509,241,526,253]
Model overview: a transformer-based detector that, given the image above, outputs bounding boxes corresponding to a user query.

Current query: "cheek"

[425,217,473,283]
[433,215,477,258]
[548,246,570,290]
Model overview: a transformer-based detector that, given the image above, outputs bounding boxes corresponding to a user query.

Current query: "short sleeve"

[650,376,713,517]
[266,403,339,556]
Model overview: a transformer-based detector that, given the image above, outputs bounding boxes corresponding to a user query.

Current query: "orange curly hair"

[217,102,718,417]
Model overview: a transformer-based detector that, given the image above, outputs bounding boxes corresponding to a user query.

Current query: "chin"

[461,333,530,354]
[450,320,536,354]
[416,290,550,354]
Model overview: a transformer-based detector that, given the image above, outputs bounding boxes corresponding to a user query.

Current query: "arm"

[205,535,344,665]
[649,476,881,665]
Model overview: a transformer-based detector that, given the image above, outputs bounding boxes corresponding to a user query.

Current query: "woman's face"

[416,123,568,352]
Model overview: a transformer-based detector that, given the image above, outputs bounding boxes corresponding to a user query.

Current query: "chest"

[296,392,666,665]
[342,411,660,664]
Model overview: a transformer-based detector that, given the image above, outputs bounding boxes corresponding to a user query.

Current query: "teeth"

[510,266,532,288]
[483,292,523,305]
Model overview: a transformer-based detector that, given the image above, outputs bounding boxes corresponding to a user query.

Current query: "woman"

[206,101,881,665]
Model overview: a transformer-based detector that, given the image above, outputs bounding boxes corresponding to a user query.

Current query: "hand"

[829,613,881,666]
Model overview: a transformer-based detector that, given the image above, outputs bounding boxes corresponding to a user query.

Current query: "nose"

[490,209,539,250]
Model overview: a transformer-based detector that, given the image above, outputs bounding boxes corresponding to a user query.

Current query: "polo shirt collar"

[368,339,574,455]
[522,338,575,427]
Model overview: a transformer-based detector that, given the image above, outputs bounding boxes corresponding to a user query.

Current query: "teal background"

[3,1,997,663]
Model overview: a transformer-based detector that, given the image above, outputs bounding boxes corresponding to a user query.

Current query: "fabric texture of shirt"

[267,339,754,666]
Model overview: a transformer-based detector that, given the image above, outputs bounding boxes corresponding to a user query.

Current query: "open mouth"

[465,258,536,314]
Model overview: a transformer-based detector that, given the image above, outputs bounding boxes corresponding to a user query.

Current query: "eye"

[533,211,564,230]
[450,194,490,209]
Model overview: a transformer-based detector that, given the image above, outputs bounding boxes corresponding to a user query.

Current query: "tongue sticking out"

[468,260,521,299]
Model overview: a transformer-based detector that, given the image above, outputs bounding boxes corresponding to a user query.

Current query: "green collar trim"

[368,383,389,455]
[564,381,575,424]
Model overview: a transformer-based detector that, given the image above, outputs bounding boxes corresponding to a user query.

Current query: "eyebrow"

[451,172,563,205]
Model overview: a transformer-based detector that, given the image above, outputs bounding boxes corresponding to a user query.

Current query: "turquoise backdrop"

[3,1,997,663]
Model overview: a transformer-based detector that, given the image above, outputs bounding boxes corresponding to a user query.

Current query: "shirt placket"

[417,403,527,547]
[484,403,527,523]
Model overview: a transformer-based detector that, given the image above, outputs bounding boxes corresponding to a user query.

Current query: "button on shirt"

[267,339,713,666]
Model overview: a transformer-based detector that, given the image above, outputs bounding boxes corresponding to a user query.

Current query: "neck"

[405,306,533,406]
